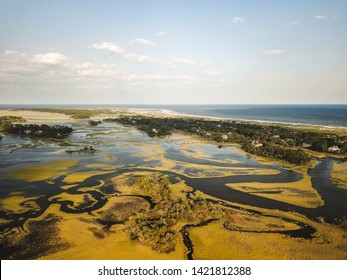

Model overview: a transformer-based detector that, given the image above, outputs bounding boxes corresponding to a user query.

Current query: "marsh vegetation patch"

[0,214,70,259]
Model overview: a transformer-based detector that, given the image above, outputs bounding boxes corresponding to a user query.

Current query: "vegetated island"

[66,145,97,154]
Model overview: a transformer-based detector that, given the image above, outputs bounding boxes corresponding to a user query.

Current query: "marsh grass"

[4,159,78,182]
[0,214,70,259]
[330,162,347,190]
[226,174,324,208]
[189,221,347,260]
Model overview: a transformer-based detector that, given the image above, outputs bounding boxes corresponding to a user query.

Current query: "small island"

[66,145,97,154]
[1,115,73,139]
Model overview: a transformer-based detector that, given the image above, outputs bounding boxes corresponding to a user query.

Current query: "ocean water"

[158,105,347,128]
[1,104,347,128]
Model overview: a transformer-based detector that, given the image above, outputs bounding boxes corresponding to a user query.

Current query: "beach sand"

[0,109,73,124]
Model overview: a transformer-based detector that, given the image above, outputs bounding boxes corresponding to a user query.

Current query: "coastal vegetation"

[4,123,72,138]
[189,219,347,260]
[0,116,26,131]
[1,114,73,139]
[105,116,347,165]
[330,162,347,190]
[89,120,102,126]
[226,173,324,208]
[1,149,346,259]
[0,214,69,259]
[125,175,221,253]
[66,145,97,154]
[4,159,78,182]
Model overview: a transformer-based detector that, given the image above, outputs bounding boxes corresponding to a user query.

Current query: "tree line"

[3,123,72,138]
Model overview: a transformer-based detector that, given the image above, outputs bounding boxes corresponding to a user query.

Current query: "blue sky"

[0,0,346,104]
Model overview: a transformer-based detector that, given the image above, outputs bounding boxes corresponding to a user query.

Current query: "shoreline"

[126,108,347,132]
[0,106,346,131]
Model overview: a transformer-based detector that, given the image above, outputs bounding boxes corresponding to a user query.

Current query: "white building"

[328,146,340,153]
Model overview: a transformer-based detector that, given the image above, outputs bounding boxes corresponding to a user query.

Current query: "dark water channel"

[307,158,347,222]
[174,157,347,222]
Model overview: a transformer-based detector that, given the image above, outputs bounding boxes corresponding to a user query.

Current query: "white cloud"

[172,58,196,65]
[201,61,213,65]
[74,62,119,78]
[125,74,196,82]
[91,42,124,54]
[169,58,211,68]
[263,49,287,56]
[232,16,245,24]
[126,74,163,81]
[314,15,338,20]
[0,49,200,93]
[314,15,328,20]
[123,53,161,64]
[91,41,209,69]
[130,38,155,46]
[156,31,167,36]
[0,50,74,83]
[32,53,69,64]
[4,50,26,58]
[91,41,160,64]
[1,50,120,85]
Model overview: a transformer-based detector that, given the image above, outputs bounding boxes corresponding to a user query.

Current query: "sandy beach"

[0,109,73,124]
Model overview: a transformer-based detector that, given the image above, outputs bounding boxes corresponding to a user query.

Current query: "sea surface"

[1,104,347,128]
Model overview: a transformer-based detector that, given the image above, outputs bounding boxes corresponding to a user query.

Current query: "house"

[251,140,263,148]
[328,146,340,153]
[302,143,312,148]
[221,134,228,141]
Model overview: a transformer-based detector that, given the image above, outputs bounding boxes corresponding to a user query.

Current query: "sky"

[0,0,346,104]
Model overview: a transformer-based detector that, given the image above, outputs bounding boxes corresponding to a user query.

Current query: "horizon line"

[1,103,346,106]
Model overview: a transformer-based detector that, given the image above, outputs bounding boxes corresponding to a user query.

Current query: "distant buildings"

[328,146,340,153]
[251,140,263,148]
[302,143,312,148]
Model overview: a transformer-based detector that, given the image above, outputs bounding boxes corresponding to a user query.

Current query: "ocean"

[1,104,347,128]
